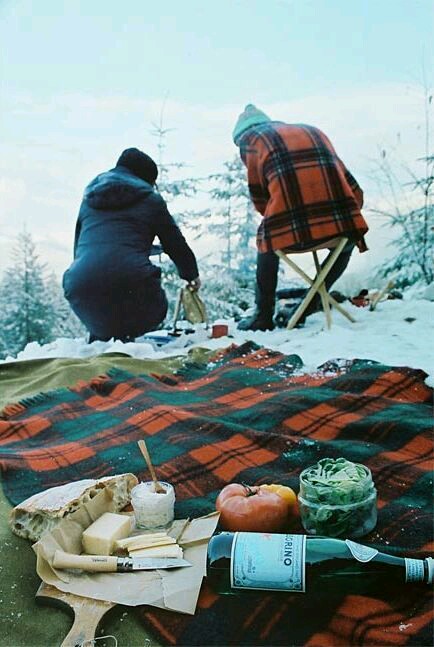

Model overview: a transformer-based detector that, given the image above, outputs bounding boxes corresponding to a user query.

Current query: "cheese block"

[129,544,183,559]
[82,512,132,555]
[115,532,168,550]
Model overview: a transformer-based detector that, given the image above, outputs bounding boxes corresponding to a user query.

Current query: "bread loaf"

[9,473,138,541]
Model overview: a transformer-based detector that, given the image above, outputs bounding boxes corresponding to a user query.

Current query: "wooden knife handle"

[53,550,118,572]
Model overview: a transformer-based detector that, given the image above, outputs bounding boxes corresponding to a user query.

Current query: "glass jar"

[131,481,175,529]
[298,458,377,538]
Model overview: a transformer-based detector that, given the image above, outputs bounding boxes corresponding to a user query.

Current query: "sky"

[0,0,433,281]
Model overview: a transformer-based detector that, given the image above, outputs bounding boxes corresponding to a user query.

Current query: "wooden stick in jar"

[137,440,166,493]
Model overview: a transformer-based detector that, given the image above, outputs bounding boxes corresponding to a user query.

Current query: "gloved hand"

[187,277,201,292]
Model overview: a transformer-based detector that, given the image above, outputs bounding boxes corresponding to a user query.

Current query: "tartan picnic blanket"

[0,342,432,646]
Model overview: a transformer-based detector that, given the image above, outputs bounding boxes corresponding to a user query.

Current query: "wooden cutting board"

[36,582,116,647]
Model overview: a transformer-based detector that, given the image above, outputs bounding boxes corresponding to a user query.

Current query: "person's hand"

[187,277,201,292]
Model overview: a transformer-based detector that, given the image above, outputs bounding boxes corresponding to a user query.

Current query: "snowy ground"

[2,297,433,387]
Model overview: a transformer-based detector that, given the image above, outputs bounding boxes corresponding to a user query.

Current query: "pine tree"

[160,155,259,324]
[149,107,209,316]
[199,264,255,321]
[376,202,434,289]
[0,230,58,358]
[374,86,434,289]
[46,272,87,339]
[143,112,261,325]
[149,109,208,230]
[208,155,258,277]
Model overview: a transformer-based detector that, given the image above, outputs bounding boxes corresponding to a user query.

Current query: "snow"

[2,297,434,387]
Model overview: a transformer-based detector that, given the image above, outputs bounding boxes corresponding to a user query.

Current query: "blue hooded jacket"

[63,166,199,337]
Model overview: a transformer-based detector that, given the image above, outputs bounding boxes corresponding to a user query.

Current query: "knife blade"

[53,550,191,573]
[117,556,191,571]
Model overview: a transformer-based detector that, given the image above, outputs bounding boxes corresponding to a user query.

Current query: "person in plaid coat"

[233,105,368,331]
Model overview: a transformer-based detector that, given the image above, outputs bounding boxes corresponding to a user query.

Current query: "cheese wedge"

[82,512,132,555]
[115,532,168,550]
[121,537,176,552]
[129,544,183,559]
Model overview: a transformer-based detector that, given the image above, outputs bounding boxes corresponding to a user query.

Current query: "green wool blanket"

[0,342,432,646]
[0,351,211,647]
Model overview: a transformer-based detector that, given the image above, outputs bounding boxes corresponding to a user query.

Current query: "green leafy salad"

[298,457,377,538]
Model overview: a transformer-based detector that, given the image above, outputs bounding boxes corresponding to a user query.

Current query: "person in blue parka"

[63,148,201,342]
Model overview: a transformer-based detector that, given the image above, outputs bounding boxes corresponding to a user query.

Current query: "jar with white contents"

[131,481,176,529]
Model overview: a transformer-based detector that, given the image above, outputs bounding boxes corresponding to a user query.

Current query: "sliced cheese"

[115,532,168,550]
[122,537,176,552]
[114,538,175,555]
[129,544,183,559]
[82,512,132,555]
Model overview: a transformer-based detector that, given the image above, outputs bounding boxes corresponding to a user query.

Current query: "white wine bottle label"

[345,540,378,563]
[231,532,306,592]
[405,558,425,582]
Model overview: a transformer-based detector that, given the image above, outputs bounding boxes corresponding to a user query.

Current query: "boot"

[238,310,275,331]
[238,291,275,332]
[238,250,278,332]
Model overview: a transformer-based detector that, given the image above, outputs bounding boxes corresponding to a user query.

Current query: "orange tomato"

[215,483,291,532]
[259,483,297,507]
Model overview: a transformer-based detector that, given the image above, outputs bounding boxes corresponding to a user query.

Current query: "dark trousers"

[67,279,168,343]
[256,242,355,313]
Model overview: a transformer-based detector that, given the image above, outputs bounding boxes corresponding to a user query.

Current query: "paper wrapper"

[33,488,219,614]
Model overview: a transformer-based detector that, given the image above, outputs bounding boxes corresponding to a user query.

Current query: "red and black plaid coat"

[239,122,368,253]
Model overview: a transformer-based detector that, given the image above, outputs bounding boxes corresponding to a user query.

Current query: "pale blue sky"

[0,0,432,277]
[1,0,432,100]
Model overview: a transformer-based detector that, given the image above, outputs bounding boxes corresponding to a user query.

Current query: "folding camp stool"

[276,236,356,330]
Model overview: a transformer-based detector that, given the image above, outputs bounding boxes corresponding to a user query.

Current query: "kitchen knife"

[53,550,191,573]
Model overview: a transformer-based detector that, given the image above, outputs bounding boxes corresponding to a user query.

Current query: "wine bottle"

[206,532,433,595]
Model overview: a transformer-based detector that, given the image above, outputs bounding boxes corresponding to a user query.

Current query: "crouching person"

[63,148,200,342]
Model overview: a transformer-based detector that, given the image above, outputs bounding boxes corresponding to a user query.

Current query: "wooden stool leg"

[313,251,332,329]
[329,296,356,322]
[278,238,349,329]
[285,282,320,330]
[277,250,356,324]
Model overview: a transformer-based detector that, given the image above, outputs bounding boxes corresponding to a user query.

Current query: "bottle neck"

[310,537,431,585]
[404,556,433,584]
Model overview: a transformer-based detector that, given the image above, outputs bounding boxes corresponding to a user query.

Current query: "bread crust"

[9,473,138,541]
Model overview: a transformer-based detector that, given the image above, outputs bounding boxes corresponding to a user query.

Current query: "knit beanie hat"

[232,104,272,144]
[116,148,158,184]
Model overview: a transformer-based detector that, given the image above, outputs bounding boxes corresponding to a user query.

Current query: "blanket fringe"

[0,374,114,420]
[0,391,58,419]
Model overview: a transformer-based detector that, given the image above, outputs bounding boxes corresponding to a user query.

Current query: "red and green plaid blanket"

[0,342,432,646]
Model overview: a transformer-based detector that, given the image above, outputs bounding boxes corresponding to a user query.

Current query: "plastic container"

[131,481,175,529]
[298,458,377,538]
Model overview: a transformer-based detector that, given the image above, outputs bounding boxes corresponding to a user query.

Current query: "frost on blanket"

[0,341,432,645]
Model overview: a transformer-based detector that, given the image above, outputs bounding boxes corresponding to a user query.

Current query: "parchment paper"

[33,489,219,614]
